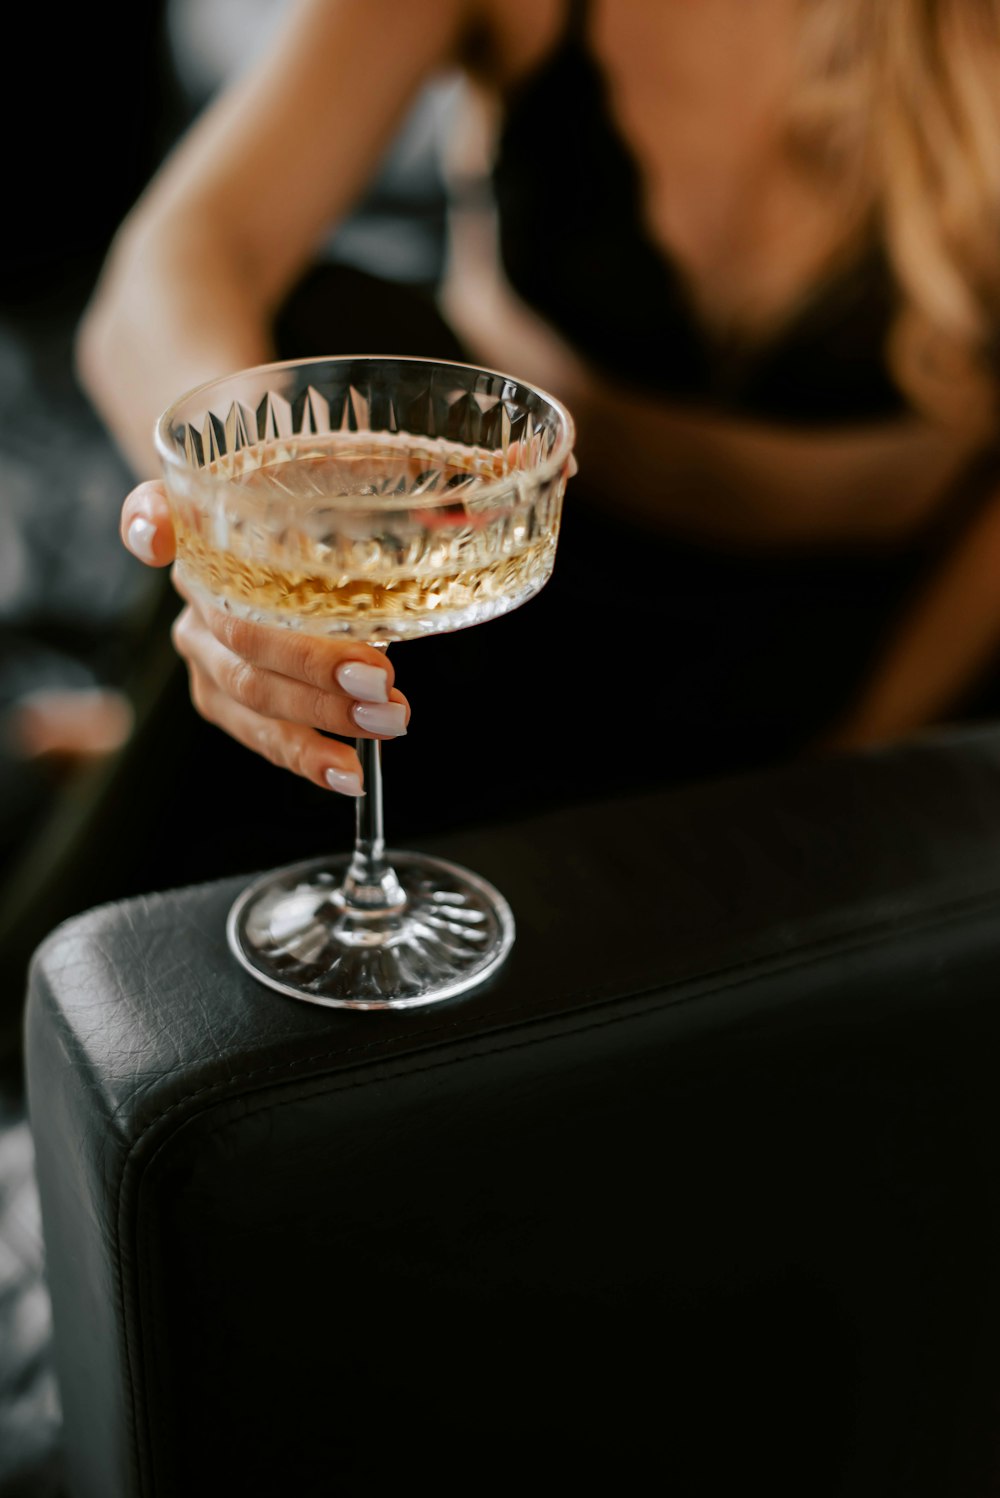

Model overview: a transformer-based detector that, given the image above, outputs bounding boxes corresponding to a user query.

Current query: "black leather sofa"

[23,725,1000,1497]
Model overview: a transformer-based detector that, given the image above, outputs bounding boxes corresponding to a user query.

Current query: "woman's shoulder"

[464,0,576,91]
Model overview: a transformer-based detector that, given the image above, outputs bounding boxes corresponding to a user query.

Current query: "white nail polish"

[335,661,389,703]
[325,767,364,797]
[127,515,157,564]
[353,701,407,737]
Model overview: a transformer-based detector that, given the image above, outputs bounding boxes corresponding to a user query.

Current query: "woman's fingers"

[187,662,366,796]
[155,534,412,781]
[121,481,175,567]
[171,569,398,696]
[171,605,410,744]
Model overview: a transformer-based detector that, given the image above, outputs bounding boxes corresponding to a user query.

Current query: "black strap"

[565,0,590,42]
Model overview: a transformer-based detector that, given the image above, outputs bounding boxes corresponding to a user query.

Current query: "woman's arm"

[825,477,1000,748]
[86,0,472,794]
[78,0,471,472]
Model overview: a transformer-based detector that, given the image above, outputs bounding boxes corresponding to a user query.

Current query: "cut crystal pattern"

[168,360,566,475]
[162,357,572,643]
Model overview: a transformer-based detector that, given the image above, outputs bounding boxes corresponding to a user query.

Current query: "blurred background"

[0,0,462,1038]
[0,4,461,1490]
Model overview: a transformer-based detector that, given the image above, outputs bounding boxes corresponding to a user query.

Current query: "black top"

[491,0,905,426]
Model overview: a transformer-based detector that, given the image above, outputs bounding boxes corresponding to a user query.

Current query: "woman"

[79,0,1000,813]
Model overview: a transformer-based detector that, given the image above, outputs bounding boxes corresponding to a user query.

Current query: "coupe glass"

[155,356,575,1010]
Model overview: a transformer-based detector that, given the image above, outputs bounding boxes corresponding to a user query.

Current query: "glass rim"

[153,352,576,505]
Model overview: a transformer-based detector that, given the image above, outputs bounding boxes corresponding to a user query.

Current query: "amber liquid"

[172,433,559,641]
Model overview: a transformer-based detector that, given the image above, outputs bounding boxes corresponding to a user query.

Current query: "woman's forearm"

[77,0,471,474]
[77,213,275,475]
[826,476,1000,748]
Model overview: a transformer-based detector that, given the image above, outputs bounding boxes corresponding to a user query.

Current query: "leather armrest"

[26,727,1000,1496]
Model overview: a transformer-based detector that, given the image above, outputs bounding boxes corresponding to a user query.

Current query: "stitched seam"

[115,1163,149,1494]
[107,876,1000,1136]
[137,1181,165,1498]
[116,879,1000,1147]
[117,879,1000,1487]
[140,886,1000,1149]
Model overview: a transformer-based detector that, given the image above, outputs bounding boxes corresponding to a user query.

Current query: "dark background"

[0,0,460,1005]
[0,8,457,1491]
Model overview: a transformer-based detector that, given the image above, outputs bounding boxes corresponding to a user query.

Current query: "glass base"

[227,851,515,1010]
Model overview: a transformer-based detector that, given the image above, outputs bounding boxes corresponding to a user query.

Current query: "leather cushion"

[26,727,1000,1495]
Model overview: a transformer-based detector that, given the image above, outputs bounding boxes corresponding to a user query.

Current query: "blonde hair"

[793,0,1000,433]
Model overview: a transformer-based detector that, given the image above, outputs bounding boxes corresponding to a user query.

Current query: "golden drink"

[172,432,560,641]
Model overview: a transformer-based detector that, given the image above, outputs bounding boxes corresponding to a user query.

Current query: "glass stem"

[340,669,405,912]
[340,738,405,910]
[352,738,389,886]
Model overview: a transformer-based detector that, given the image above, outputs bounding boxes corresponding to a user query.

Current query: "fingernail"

[127,515,157,564]
[352,701,407,737]
[325,767,364,797]
[335,661,389,703]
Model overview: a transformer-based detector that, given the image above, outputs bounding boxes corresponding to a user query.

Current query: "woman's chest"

[486,0,863,340]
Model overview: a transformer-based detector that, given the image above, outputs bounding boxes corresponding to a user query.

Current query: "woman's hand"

[121,482,410,798]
